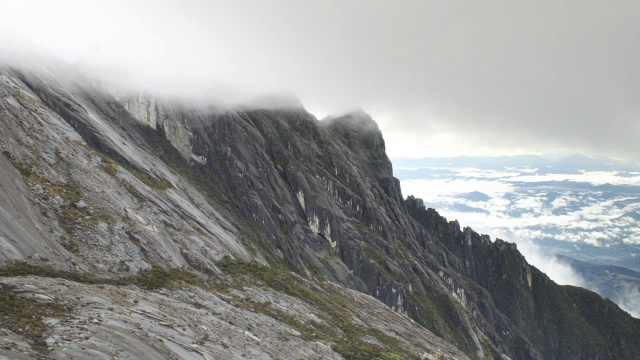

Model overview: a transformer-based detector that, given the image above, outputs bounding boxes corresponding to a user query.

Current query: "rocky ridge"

[0,64,639,359]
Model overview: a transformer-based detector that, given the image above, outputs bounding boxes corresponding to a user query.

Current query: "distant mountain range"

[392,154,640,173]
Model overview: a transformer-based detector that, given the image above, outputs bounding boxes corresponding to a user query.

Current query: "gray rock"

[0,276,468,360]
[74,200,88,209]
[53,196,64,207]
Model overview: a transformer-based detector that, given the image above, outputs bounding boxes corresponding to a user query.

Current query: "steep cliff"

[1,64,639,359]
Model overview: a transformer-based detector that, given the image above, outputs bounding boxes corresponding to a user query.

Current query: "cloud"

[550,195,571,209]
[400,177,514,202]
[452,168,522,179]
[510,172,640,186]
[1,1,640,160]
[611,287,640,318]
[400,167,640,246]
[510,235,586,287]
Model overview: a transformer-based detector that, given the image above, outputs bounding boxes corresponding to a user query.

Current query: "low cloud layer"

[1,1,640,160]
[612,287,640,318]
[512,237,586,287]
[399,168,640,246]
[395,158,640,317]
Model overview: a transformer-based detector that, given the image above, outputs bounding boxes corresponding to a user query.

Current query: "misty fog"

[2,0,639,160]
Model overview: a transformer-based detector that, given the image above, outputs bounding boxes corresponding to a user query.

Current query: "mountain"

[391,155,550,170]
[391,155,640,276]
[557,255,640,317]
[0,64,639,359]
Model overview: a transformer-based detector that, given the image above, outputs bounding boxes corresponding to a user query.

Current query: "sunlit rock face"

[0,65,639,360]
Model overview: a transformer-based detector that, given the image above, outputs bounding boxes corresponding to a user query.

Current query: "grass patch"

[124,164,172,191]
[134,265,205,290]
[5,154,34,177]
[60,239,80,254]
[0,261,107,284]
[0,261,204,291]
[4,153,82,204]
[215,256,415,360]
[1,258,417,359]
[100,157,118,177]
[3,154,92,236]
[0,289,68,355]
[94,149,171,191]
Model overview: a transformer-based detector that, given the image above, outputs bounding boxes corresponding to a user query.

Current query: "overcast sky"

[1,0,639,160]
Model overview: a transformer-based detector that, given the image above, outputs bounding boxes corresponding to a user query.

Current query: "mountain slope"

[557,255,640,317]
[1,65,639,359]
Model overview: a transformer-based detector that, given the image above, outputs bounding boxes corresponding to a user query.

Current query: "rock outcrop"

[0,64,639,359]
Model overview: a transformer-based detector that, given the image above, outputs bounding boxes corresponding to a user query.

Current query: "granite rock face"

[0,65,639,360]
[0,275,468,360]
[0,150,70,267]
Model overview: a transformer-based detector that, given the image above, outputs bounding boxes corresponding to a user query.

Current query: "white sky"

[1,0,639,159]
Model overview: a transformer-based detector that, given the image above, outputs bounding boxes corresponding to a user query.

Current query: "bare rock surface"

[0,150,70,267]
[0,63,639,360]
[0,276,467,360]
[0,68,253,276]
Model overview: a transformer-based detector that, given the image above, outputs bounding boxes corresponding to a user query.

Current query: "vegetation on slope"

[1,260,428,359]
[215,256,417,360]
[0,288,68,355]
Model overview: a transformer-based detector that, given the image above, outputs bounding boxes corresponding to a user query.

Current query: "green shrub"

[134,265,203,290]
[0,261,203,290]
